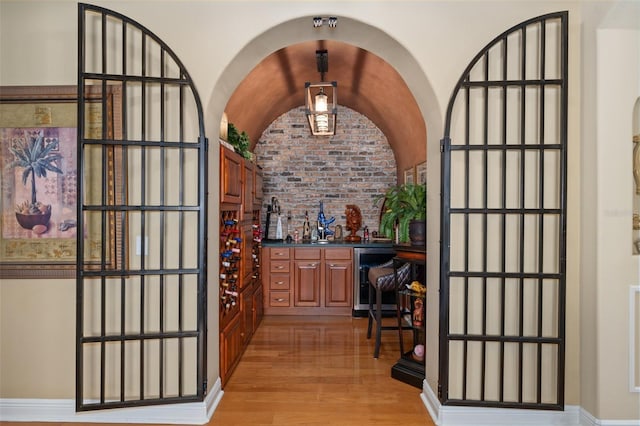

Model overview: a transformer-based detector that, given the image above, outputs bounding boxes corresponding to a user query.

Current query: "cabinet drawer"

[270,260,290,273]
[294,248,321,260]
[270,248,290,259]
[269,291,290,307]
[324,247,352,260]
[269,274,290,290]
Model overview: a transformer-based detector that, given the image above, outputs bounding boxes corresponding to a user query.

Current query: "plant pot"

[408,219,426,246]
[16,210,51,230]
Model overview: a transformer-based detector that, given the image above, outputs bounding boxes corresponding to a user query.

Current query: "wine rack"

[220,209,241,322]
[252,209,262,283]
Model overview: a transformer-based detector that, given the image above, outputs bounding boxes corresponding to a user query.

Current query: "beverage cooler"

[353,247,396,316]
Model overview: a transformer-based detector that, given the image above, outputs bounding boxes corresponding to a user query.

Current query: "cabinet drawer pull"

[308,263,316,267]
[275,265,284,269]
[276,281,285,285]
[275,298,285,302]
[276,252,284,256]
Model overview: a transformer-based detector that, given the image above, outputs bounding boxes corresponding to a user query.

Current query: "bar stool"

[367,260,411,358]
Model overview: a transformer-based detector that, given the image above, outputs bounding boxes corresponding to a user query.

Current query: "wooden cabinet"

[219,313,243,387]
[294,248,321,307]
[219,143,263,387]
[243,160,254,218]
[325,265,353,308]
[240,225,254,286]
[252,283,263,330]
[253,166,263,208]
[240,285,254,346]
[220,145,243,205]
[265,247,291,307]
[262,246,352,315]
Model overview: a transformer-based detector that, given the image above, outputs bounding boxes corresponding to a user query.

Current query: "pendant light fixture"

[305,49,337,136]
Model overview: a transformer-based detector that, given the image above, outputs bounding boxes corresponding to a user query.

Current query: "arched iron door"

[439,12,568,410]
[76,3,208,410]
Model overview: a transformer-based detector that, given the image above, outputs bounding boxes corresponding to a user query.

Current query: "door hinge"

[203,379,208,395]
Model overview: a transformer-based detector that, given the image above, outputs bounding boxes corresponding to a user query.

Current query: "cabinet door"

[325,260,353,307]
[243,160,254,217]
[294,260,321,307]
[240,225,253,286]
[220,313,243,387]
[253,166,264,208]
[240,285,254,346]
[220,146,243,205]
[252,284,263,329]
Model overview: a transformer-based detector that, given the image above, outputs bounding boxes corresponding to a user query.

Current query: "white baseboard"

[420,381,632,426]
[0,378,224,424]
[580,408,640,426]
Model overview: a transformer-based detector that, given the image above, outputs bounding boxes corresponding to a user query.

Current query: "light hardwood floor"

[2,315,435,426]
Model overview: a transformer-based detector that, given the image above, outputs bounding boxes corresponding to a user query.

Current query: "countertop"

[260,239,394,249]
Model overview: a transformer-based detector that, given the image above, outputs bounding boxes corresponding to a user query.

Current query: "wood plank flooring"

[1,315,435,426]
[211,315,433,425]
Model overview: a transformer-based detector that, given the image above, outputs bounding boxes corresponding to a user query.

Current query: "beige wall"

[1,0,638,422]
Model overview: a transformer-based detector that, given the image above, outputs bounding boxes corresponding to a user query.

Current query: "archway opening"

[205,14,443,394]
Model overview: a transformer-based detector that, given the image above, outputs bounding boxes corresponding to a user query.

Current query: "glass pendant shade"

[305,81,337,136]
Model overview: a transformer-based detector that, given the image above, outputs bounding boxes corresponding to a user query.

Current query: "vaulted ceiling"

[224,40,426,170]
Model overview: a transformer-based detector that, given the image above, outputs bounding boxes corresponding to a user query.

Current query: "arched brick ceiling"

[224,40,426,170]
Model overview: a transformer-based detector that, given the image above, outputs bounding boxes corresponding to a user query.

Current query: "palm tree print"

[9,129,63,213]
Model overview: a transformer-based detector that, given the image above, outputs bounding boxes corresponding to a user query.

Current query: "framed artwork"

[404,167,415,184]
[0,85,124,278]
[417,161,427,185]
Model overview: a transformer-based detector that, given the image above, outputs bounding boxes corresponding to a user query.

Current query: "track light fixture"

[313,16,338,28]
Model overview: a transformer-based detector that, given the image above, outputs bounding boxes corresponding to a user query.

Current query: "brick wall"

[255,105,397,239]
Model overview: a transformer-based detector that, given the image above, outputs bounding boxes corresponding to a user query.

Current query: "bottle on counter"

[363,226,369,242]
[302,211,311,241]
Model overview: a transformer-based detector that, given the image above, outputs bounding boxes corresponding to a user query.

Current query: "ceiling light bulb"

[315,91,328,112]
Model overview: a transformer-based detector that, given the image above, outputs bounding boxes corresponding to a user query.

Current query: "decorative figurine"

[413,298,424,327]
[317,201,335,237]
[344,204,362,242]
[334,224,343,241]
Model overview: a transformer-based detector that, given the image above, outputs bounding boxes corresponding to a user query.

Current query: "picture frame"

[0,85,124,278]
[416,161,427,185]
[404,166,415,184]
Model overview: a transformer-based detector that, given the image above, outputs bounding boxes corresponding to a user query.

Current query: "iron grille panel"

[76,3,207,411]
[439,11,568,410]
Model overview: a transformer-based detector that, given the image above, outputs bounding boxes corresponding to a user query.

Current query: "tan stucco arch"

[202,15,443,154]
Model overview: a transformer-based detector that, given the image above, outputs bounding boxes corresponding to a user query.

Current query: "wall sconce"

[305,50,337,136]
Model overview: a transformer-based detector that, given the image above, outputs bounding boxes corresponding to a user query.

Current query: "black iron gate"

[76,3,207,410]
[439,12,568,409]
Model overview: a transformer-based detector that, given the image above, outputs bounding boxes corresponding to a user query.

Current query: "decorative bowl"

[16,211,51,229]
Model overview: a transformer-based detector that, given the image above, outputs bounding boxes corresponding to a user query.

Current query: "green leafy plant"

[375,182,426,243]
[227,123,252,160]
[9,130,62,214]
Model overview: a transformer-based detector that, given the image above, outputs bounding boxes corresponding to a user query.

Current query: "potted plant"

[227,122,252,160]
[375,182,426,245]
[8,130,62,230]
